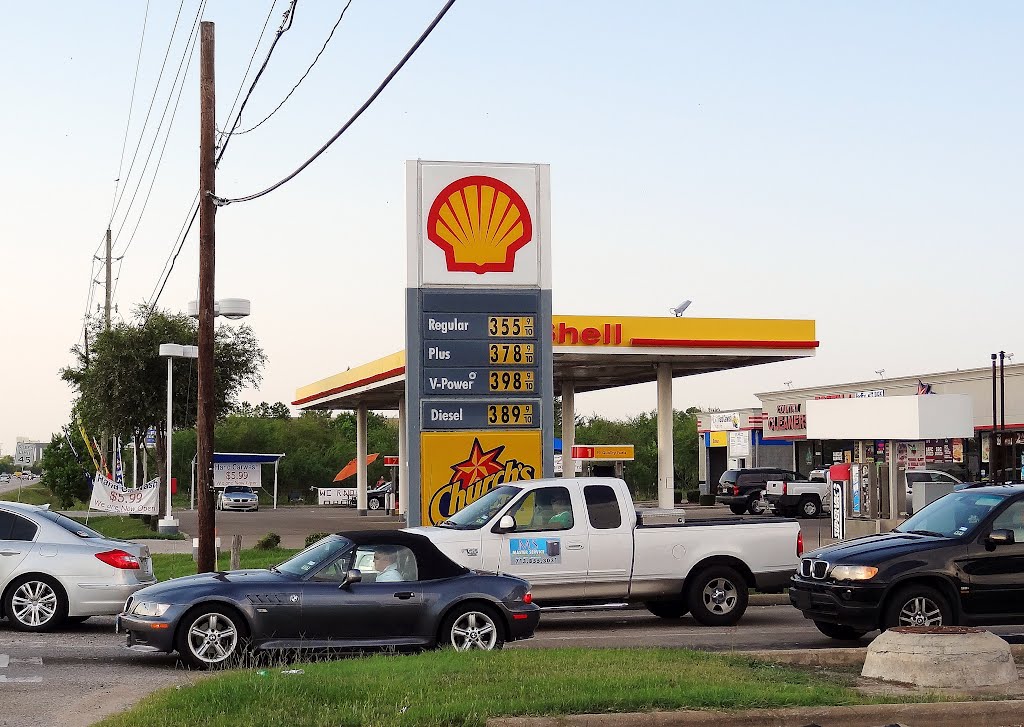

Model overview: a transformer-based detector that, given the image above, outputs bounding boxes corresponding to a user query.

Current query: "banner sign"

[213,462,260,488]
[89,475,160,514]
[318,487,355,506]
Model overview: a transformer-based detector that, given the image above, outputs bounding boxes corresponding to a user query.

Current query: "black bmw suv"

[790,484,1024,640]
[717,467,806,515]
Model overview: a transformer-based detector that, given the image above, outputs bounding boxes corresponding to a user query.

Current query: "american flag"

[916,380,933,395]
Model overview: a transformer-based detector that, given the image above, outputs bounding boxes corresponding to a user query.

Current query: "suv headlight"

[829,565,878,581]
[132,601,171,617]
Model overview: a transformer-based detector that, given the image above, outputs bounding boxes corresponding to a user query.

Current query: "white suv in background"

[905,469,962,514]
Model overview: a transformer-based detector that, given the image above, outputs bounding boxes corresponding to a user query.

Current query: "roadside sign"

[383,455,400,467]
[406,161,553,526]
[212,462,260,488]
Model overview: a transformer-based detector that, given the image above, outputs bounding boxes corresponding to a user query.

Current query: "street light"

[187,298,251,320]
[158,343,199,534]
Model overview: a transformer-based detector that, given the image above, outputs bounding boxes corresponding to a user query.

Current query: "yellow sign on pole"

[420,430,541,526]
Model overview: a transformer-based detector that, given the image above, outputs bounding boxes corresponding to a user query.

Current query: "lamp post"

[188,297,251,571]
[158,343,199,534]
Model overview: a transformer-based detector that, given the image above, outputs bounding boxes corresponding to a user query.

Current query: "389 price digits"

[486,404,534,426]
[488,343,534,365]
[488,370,535,392]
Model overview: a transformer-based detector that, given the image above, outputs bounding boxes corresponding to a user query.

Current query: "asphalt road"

[5,605,1024,727]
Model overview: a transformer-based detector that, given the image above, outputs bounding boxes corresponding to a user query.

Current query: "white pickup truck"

[408,477,802,626]
[764,478,831,519]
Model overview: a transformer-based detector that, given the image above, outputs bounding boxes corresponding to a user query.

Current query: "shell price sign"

[406,161,553,525]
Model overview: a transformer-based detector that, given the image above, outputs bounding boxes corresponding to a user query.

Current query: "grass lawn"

[72,516,186,541]
[0,483,89,510]
[94,647,902,727]
[152,548,299,581]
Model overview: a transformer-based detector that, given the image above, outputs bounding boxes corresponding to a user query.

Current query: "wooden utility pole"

[196,20,218,573]
[100,227,113,473]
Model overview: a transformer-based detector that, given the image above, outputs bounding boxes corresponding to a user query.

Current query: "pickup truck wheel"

[799,497,822,518]
[813,621,867,640]
[883,585,951,629]
[728,504,746,516]
[687,566,748,626]
[645,600,689,619]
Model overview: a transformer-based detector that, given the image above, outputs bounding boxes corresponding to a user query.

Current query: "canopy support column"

[657,363,675,509]
[561,381,575,478]
[357,403,368,516]
[273,460,279,510]
[398,396,408,519]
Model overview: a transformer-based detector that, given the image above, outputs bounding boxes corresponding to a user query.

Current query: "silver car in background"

[216,485,260,511]
[0,502,156,631]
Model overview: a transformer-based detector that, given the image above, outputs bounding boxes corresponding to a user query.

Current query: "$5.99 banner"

[89,474,160,515]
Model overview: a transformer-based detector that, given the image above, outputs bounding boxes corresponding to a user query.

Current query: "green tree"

[40,427,92,508]
[60,308,265,522]
[0,455,14,474]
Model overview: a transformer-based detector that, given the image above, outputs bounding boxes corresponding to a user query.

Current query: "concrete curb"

[748,593,789,606]
[736,644,1024,668]
[486,700,1024,727]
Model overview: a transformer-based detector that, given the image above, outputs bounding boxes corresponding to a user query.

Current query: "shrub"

[254,532,281,550]
[698,494,716,506]
[685,490,700,503]
[305,531,330,548]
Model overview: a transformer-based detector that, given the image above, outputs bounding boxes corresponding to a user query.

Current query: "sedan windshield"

[275,535,352,576]
[895,490,1010,538]
[437,485,523,529]
[224,486,253,494]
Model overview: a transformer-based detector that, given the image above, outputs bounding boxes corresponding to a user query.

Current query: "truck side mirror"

[986,529,1015,548]
[338,569,362,589]
[492,515,516,534]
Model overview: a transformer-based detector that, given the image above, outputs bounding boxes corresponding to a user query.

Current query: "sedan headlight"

[829,565,878,581]
[132,601,171,617]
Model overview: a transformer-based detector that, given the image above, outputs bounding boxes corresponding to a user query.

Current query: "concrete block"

[862,626,1018,688]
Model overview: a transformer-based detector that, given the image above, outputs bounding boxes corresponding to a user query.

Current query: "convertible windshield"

[438,485,522,529]
[275,535,353,576]
[895,490,1010,538]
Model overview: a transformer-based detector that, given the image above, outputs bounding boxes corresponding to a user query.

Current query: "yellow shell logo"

[427,175,533,274]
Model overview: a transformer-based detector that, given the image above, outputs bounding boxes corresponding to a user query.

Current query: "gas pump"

[829,463,850,540]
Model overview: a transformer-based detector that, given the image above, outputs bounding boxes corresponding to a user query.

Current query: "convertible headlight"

[829,565,878,581]
[132,601,171,617]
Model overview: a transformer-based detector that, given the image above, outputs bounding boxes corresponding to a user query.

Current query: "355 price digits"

[487,316,535,338]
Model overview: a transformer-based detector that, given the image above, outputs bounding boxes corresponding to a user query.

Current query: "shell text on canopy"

[427,176,533,274]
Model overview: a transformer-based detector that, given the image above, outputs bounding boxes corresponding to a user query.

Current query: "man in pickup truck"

[546,491,573,529]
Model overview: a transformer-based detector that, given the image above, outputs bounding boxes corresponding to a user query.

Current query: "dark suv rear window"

[719,470,740,485]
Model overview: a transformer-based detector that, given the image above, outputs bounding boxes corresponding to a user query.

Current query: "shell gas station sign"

[406,161,553,525]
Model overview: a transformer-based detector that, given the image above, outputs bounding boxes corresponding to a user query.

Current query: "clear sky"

[2,1,1022,455]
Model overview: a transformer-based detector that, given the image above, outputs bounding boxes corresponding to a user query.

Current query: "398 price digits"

[487,316,535,338]
[488,343,534,365]
[488,370,535,392]
[486,404,534,426]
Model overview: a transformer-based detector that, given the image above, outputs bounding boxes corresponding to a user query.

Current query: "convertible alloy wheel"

[368,498,381,510]
[9,578,62,630]
[447,609,500,651]
[183,610,240,667]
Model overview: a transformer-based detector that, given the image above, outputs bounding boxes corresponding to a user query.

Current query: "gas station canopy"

[293,315,818,411]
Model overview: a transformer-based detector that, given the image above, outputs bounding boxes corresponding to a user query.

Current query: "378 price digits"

[486,404,534,426]
[488,343,534,365]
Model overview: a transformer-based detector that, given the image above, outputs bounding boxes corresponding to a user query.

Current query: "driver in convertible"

[373,546,404,582]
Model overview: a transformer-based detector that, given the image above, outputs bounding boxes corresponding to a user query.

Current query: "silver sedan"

[0,502,156,631]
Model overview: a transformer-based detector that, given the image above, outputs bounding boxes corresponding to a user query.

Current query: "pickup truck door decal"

[510,537,561,565]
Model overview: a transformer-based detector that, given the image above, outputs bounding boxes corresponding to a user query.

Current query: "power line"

[144,0,286,320]
[214,0,457,207]
[216,0,299,165]
[230,0,354,136]
[112,0,205,251]
[110,0,152,223]
[108,0,191,229]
